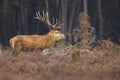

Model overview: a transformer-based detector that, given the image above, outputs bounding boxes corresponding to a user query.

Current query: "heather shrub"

[0,44,120,80]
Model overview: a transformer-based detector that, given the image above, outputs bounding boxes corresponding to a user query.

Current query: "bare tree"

[19,0,29,34]
[68,0,77,43]
[98,0,104,39]
[3,0,13,45]
[3,0,8,45]
[45,0,49,14]
[61,0,67,34]
[83,0,88,13]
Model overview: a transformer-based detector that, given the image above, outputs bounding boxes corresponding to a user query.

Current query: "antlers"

[34,11,62,30]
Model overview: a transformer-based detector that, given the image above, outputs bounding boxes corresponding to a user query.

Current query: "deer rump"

[10,34,56,53]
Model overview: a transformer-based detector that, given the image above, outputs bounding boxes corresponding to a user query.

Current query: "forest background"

[0,0,120,46]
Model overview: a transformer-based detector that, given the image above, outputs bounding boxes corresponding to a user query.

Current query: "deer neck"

[42,32,56,47]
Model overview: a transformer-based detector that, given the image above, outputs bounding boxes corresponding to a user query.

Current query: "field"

[0,41,120,80]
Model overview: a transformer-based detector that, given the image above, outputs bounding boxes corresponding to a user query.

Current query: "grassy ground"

[0,41,120,80]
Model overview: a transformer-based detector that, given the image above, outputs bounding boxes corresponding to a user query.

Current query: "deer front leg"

[34,47,43,53]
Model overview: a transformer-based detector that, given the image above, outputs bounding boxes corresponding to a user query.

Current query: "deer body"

[10,30,65,53]
[9,11,64,55]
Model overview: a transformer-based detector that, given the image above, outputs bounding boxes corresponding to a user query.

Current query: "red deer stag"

[9,11,65,55]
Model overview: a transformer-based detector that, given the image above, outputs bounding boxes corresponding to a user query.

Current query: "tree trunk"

[3,0,8,45]
[61,0,67,34]
[3,0,13,45]
[98,0,104,39]
[83,0,88,13]
[18,0,29,34]
[68,0,77,43]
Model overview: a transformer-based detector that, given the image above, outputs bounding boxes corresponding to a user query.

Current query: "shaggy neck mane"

[38,32,55,48]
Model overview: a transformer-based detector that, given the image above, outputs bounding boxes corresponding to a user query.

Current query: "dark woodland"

[0,0,120,80]
[0,0,120,46]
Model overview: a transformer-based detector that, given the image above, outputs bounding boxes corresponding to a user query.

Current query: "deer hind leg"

[13,40,23,56]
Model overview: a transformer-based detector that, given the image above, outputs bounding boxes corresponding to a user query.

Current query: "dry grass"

[0,41,120,80]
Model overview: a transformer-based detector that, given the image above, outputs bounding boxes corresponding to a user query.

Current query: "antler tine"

[34,11,45,23]
[57,22,63,29]
[58,21,63,29]
[34,11,52,27]
[45,11,53,26]
[34,10,62,30]
[52,18,57,28]
[51,17,55,24]
[52,19,62,29]
[40,10,45,21]
[42,10,45,19]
